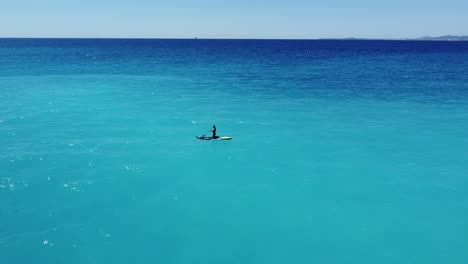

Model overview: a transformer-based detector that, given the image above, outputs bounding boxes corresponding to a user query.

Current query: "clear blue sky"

[1,0,467,39]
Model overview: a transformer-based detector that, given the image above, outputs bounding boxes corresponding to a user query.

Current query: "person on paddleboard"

[211,125,218,138]
[196,125,231,140]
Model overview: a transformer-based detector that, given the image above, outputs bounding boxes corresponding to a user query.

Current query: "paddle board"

[196,136,232,140]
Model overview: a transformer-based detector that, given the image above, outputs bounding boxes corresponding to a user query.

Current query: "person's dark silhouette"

[211,125,218,138]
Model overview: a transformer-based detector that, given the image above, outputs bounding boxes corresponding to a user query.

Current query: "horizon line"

[1,36,468,41]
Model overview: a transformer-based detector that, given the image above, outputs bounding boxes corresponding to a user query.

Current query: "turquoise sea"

[1,39,468,263]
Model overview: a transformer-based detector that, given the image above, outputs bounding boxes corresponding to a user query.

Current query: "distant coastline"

[414,35,468,41]
[318,35,468,41]
[0,35,467,41]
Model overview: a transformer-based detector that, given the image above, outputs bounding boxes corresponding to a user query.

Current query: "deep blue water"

[1,39,468,263]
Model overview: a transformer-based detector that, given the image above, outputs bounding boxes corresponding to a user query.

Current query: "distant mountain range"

[416,35,468,41]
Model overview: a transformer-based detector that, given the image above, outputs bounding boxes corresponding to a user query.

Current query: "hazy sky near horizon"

[1,0,467,39]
